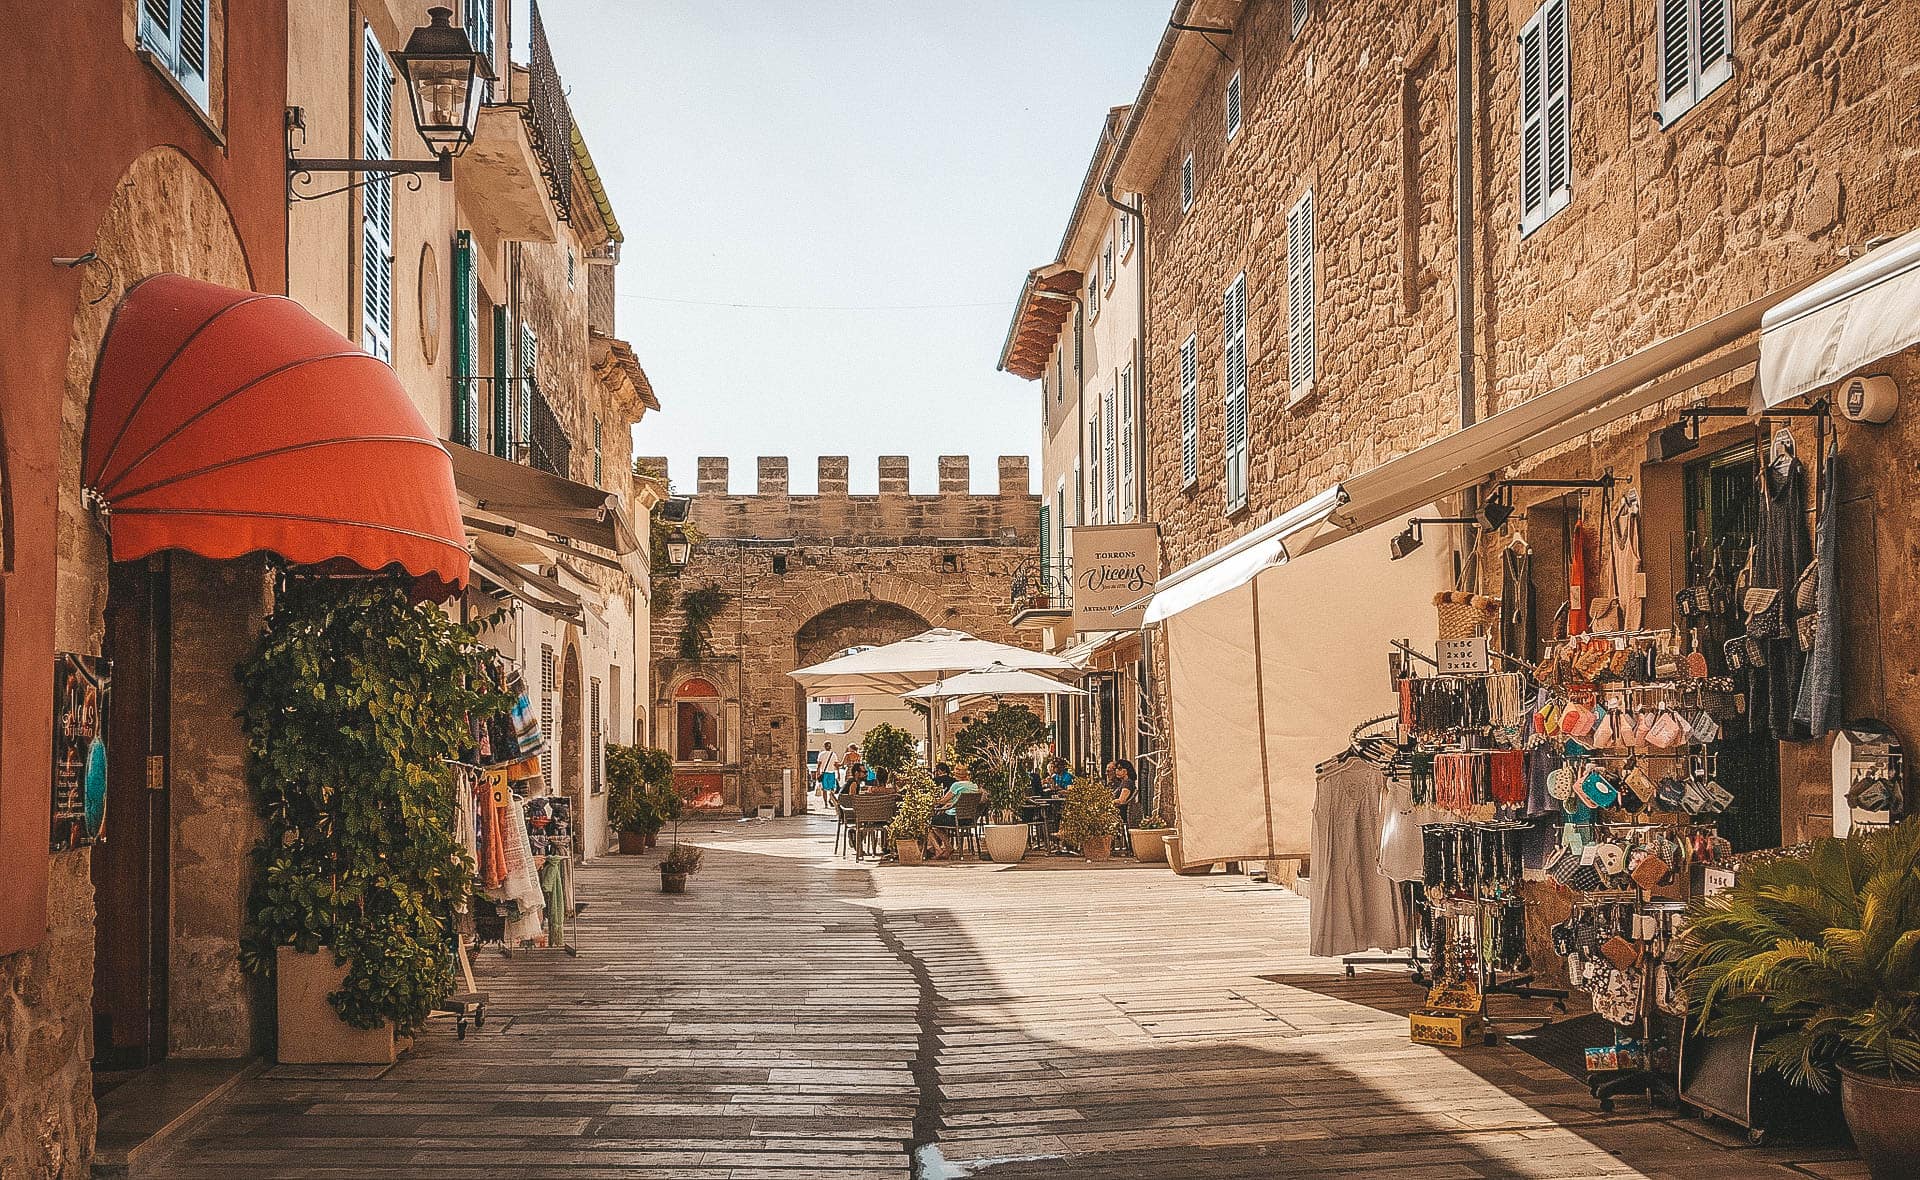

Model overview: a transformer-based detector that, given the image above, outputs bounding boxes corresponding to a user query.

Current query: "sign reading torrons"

[1071,523,1160,633]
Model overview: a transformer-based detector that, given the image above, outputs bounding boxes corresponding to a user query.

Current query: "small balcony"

[1009,558,1072,631]
[454,0,571,243]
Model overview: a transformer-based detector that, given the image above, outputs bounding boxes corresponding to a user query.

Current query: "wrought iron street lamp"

[287,8,491,199]
[664,528,692,569]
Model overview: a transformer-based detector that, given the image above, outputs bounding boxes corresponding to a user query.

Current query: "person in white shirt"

[817,741,841,805]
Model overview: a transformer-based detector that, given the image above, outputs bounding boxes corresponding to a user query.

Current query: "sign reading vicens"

[1071,523,1160,632]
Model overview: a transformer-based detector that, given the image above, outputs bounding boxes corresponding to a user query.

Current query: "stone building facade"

[646,456,1038,814]
[1104,0,1920,847]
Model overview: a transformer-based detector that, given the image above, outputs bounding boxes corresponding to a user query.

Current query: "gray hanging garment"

[1795,444,1842,737]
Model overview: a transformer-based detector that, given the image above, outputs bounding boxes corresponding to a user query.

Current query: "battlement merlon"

[658,456,1035,498]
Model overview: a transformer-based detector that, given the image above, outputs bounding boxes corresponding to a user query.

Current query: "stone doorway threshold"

[91,1058,263,1178]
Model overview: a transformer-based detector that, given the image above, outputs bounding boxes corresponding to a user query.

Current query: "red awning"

[84,274,469,592]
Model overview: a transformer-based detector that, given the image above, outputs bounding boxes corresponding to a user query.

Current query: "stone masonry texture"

[651,456,1038,814]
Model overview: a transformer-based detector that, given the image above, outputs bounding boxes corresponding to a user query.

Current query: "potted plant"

[659,842,703,893]
[238,577,513,1064]
[1057,776,1118,862]
[1680,818,1920,1179]
[607,744,672,853]
[861,721,919,779]
[954,704,1048,864]
[1131,812,1169,863]
[888,764,939,865]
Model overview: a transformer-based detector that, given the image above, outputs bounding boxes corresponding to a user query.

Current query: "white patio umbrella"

[902,662,1086,703]
[788,627,1080,695]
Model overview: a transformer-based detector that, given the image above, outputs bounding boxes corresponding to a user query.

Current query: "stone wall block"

[697,456,729,495]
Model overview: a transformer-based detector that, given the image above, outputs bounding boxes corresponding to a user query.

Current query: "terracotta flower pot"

[1081,838,1112,862]
[1842,1066,1920,1180]
[660,868,688,894]
[897,838,926,865]
[1131,829,1167,863]
[617,831,648,854]
[646,831,659,849]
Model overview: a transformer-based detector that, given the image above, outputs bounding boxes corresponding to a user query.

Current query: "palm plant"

[1679,817,1920,1093]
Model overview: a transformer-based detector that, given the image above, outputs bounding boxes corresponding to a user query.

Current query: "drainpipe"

[1455,0,1481,592]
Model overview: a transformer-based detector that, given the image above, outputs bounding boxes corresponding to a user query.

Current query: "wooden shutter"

[590,677,603,796]
[1698,0,1732,79]
[1223,274,1248,512]
[1119,364,1134,521]
[1181,155,1194,211]
[1038,503,1051,572]
[1292,0,1311,35]
[451,231,478,446]
[1287,191,1315,395]
[1226,71,1242,140]
[176,0,209,104]
[1102,382,1117,523]
[1518,1,1569,232]
[540,645,555,790]
[593,415,603,486]
[1179,333,1199,487]
[1660,0,1734,125]
[1519,14,1546,224]
[1074,460,1084,525]
[1544,0,1570,201]
[519,323,538,446]
[1658,0,1692,109]
[1073,306,1083,378]
[465,0,495,99]
[361,24,395,361]
[492,305,511,456]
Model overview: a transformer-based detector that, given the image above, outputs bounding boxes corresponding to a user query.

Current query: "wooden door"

[92,558,170,1070]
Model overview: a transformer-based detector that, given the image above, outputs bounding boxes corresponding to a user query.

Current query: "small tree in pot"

[861,722,918,779]
[1057,777,1119,862]
[607,744,672,853]
[1680,817,1920,1178]
[956,704,1047,863]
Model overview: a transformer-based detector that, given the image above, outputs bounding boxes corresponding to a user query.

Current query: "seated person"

[927,763,981,860]
[842,757,865,796]
[933,762,955,791]
[1109,758,1138,829]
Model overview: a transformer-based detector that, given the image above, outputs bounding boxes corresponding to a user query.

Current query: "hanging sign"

[51,652,111,852]
[1071,523,1160,633]
[1437,635,1491,676]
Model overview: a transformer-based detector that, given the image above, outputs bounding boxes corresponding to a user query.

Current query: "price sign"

[1437,635,1490,676]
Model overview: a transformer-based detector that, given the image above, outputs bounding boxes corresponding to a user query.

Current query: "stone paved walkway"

[149,816,1865,1179]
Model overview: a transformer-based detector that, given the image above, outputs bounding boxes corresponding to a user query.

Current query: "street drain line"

[872,914,945,1179]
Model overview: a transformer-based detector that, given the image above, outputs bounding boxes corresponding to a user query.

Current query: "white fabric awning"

[1143,488,1347,624]
[902,663,1085,701]
[1760,227,1920,408]
[470,536,584,621]
[789,628,1079,695]
[448,442,640,555]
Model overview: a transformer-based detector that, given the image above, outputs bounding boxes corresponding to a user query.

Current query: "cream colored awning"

[448,442,639,555]
[1760,227,1920,408]
[470,536,584,622]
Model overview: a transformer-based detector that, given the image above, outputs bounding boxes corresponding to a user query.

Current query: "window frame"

[360,23,396,362]
[1179,332,1199,490]
[137,0,212,115]
[1656,0,1734,128]
[1517,0,1572,236]
[1225,70,1243,143]
[1103,235,1116,294]
[1292,0,1312,38]
[1286,189,1316,401]
[1222,274,1249,515]
[1180,153,1195,213]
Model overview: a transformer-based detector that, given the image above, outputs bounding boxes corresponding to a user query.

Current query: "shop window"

[138,0,212,112]
[1518,0,1572,235]
[675,678,722,762]
[1656,0,1733,126]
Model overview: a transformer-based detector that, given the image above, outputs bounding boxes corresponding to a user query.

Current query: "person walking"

[818,741,840,807]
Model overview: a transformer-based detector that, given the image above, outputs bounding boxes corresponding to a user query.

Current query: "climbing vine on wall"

[678,584,730,661]
[237,575,514,1033]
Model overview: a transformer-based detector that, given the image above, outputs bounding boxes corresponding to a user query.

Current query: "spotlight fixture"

[1389,517,1477,561]
[1648,419,1700,463]
[1477,493,1516,531]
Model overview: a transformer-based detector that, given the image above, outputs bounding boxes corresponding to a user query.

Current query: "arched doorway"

[561,644,584,825]
[793,599,929,812]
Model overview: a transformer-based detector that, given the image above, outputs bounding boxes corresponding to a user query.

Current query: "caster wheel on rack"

[456,1019,467,1040]
[1747,1127,1768,1147]
[1598,1098,1615,1114]
[474,1011,486,1028]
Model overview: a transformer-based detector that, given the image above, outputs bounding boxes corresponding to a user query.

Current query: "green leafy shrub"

[238,576,513,1033]
[1135,812,1167,830]
[1057,776,1118,850]
[860,722,918,776]
[607,744,674,835]
[888,763,940,844]
[661,843,704,875]
[1680,817,1920,1092]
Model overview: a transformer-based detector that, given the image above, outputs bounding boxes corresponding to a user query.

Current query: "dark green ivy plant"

[237,575,514,1033]
[677,584,729,661]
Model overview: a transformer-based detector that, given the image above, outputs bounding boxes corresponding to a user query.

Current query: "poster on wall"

[51,652,111,852]
[1071,523,1161,633]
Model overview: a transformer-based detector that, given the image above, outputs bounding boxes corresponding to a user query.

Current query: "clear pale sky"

[537,1,1170,494]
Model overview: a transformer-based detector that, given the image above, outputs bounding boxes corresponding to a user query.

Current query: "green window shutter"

[1039,504,1051,570]
[451,230,476,446]
[492,305,510,457]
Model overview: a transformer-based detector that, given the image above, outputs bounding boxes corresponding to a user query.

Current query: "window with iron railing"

[1010,557,1073,615]
[526,375,572,478]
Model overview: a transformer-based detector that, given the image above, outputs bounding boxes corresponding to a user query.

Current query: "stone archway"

[791,597,931,812]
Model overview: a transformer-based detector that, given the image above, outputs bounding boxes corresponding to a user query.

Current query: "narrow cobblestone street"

[144,818,1865,1179]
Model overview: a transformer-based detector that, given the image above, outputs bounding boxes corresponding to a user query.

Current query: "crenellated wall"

[648,455,1039,814]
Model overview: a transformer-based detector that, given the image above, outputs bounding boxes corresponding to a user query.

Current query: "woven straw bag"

[1434,592,1501,641]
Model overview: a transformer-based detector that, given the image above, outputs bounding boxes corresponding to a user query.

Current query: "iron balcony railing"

[526,1,573,221]
[526,377,572,479]
[1010,557,1073,615]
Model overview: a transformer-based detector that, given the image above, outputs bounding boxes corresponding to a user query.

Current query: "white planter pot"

[1131,828,1167,863]
[982,823,1030,863]
[275,946,396,1065]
